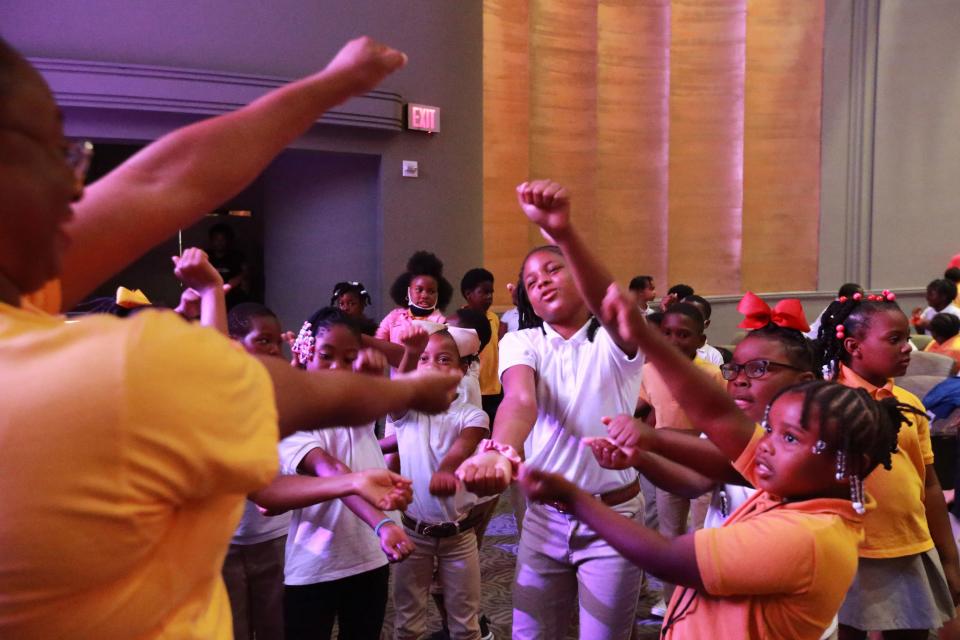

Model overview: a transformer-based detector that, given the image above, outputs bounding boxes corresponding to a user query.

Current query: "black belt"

[401,507,487,538]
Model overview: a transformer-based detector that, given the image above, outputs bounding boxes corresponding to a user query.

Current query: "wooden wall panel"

[667,0,747,295]
[741,0,824,292]
[529,0,599,249]
[597,0,671,286]
[483,0,531,304]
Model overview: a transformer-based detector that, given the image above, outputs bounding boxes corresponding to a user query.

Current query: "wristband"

[374,517,395,536]
[478,439,523,479]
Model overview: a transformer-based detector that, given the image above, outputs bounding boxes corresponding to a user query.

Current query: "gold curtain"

[484,0,824,304]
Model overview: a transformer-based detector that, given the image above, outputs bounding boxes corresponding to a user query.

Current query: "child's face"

[417,333,465,375]
[337,291,365,318]
[307,324,361,372]
[847,309,912,382]
[927,287,950,311]
[754,392,839,498]
[522,250,584,325]
[640,283,656,304]
[409,275,439,309]
[239,316,283,358]
[661,312,705,360]
[464,280,494,312]
[726,335,812,422]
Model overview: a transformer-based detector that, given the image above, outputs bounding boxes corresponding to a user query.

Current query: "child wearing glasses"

[633,302,725,614]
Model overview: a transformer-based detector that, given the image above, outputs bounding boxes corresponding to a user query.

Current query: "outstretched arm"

[249,469,413,515]
[457,365,537,496]
[520,466,704,590]
[256,356,459,439]
[600,285,756,462]
[299,447,413,562]
[60,37,406,309]
[516,179,636,356]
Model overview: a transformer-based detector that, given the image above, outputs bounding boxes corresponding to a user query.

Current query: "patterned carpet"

[378,487,664,639]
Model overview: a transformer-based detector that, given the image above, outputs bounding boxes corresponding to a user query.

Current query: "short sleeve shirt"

[0,304,278,639]
[663,427,867,640]
[499,321,644,494]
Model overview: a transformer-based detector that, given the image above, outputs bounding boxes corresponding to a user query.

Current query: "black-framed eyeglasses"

[720,358,806,381]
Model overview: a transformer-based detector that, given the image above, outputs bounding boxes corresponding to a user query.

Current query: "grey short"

[838,548,955,631]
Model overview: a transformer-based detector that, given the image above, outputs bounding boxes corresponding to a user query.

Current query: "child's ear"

[704,318,711,330]
[843,335,860,359]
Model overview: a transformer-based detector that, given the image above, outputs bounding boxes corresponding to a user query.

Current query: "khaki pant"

[393,527,481,640]
[512,495,644,640]
[656,488,710,603]
[222,535,286,640]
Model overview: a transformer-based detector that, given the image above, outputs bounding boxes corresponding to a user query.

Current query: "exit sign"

[407,103,441,133]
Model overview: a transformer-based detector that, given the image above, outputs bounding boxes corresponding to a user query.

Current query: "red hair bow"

[737,292,810,333]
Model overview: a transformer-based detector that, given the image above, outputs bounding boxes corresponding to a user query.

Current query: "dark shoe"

[479,614,494,640]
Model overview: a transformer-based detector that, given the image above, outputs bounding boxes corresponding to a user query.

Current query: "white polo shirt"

[921,303,960,323]
[499,320,644,494]
[278,424,388,585]
[389,396,489,523]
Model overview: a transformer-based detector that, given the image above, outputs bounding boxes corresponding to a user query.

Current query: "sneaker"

[479,614,494,640]
[649,598,668,618]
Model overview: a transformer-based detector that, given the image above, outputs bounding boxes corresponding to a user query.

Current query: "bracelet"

[374,517,395,536]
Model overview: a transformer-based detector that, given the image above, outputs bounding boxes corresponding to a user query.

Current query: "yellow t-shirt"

[639,357,725,429]
[0,298,279,639]
[838,363,934,558]
[663,426,867,640]
[925,334,960,369]
[478,309,501,396]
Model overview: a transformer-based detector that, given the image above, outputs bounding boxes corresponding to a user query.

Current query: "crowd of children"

[72,191,960,640]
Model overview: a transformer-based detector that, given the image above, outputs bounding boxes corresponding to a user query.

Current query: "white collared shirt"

[499,320,644,494]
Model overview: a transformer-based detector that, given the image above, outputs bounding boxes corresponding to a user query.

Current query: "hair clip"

[882,289,896,302]
[811,440,828,455]
[838,296,848,303]
[852,292,862,301]
[291,321,316,365]
[835,324,846,339]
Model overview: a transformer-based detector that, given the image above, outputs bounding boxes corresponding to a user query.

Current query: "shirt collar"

[837,363,895,400]
[542,318,594,346]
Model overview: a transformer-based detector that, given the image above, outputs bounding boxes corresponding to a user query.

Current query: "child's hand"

[353,348,388,375]
[516,179,571,242]
[354,469,413,511]
[174,286,202,320]
[600,283,645,345]
[378,522,414,562]
[582,437,643,470]
[660,292,679,311]
[518,465,577,507]
[172,247,224,294]
[602,414,653,449]
[398,326,430,355]
[396,369,460,414]
[456,450,512,496]
[429,470,459,496]
[281,331,299,367]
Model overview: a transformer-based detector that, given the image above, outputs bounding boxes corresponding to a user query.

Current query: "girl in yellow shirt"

[817,292,959,639]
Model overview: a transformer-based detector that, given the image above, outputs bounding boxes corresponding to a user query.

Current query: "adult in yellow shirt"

[0,36,457,640]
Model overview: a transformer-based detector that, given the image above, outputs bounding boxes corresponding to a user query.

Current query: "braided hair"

[815,293,902,380]
[767,380,918,479]
[515,245,600,341]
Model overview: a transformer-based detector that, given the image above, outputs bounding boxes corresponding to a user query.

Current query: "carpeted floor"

[378,488,664,639]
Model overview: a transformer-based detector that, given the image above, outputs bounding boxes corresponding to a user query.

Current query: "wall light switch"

[402,160,419,178]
